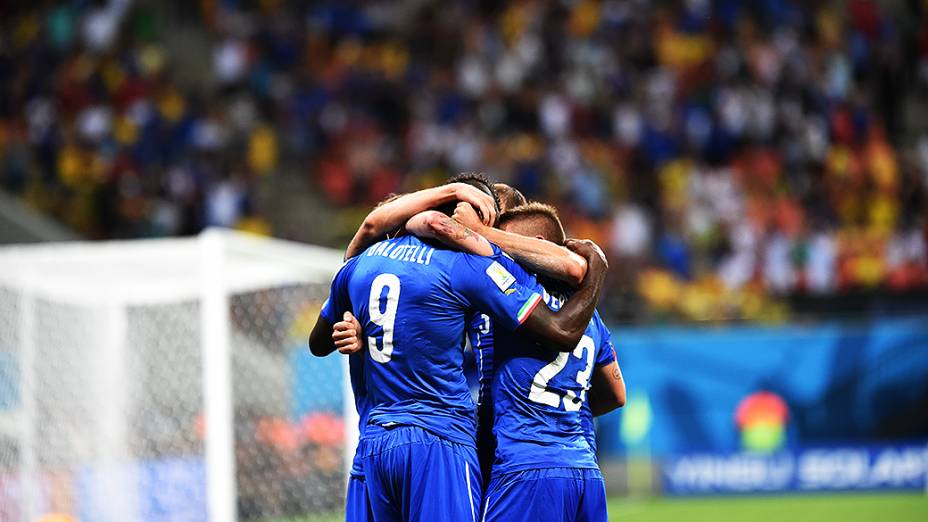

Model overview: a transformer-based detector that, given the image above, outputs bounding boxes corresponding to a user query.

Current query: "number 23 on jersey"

[528,335,595,411]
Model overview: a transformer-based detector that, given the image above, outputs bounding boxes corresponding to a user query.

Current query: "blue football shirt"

[468,312,495,410]
[581,331,617,457]
[492,300,616,475]
[322,235,547,446]
[321,299,370,477]
[468,312,497,475]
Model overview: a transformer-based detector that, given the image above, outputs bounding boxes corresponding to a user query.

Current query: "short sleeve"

[319,258,357,325]
[450,250,546,332]
[593,313,617,368]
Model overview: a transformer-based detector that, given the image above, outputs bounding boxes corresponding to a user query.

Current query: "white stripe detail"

[465,462,476,522]
[476,332,485,403]
[481,494,490,522]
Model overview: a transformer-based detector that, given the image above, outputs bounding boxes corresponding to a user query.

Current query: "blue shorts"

[482,468,607,522]
[359,424,482,522]
[346,475,373,522]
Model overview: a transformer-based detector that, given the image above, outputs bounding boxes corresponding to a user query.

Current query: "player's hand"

[450,183,496,227]
[332,311,363,355]
[452,202,486,231]
[565,239,608,273]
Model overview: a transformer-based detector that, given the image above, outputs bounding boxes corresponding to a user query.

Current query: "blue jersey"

[492,301,616,475]
[468,312,495,409]
[468,312,495,450]
[468,312,496,484]
[322,235,547,446]
[580,337,616,457]
[320,311,370,477]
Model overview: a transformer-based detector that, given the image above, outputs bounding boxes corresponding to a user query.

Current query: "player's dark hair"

[440,172,501,223]
[498,202,566,245]
[494,183,527,212]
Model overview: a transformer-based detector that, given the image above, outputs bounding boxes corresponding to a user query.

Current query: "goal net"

[0,230,351,522]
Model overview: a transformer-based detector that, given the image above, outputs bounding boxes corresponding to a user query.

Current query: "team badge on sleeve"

[485,261,516,292]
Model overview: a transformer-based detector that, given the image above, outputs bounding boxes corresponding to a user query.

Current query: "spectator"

[1,0,926,323]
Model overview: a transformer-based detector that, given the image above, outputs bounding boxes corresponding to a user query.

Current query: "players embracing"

[309,174,625,522]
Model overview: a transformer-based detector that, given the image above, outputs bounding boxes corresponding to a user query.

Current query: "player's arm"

[308,262,357,356]
[588,360,626,416]
[405,206,494,256]
[519,240,607,351]
[453,203,587,286]
[344,183,497,260]
[308,315,337,356]
[309,310,363,356]
[311,310,366,359]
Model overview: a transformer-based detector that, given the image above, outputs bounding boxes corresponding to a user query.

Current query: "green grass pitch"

[269,492,928,522]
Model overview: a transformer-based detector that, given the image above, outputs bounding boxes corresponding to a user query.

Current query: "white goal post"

[0,229,354,522]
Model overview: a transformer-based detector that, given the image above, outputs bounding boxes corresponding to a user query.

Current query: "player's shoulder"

[334,252,363,280]
[589,309,614,345]
[482,242,532,277]
[591,308,605,327]
[471,248,536,286]
[590,309,610,331]
[447,240,503,268]
[342,251,364,268]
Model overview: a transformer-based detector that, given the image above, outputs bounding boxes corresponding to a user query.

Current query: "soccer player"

[340,174,588,488]
[413,201,626,490]
[320,174,500,522]
[309,204,607,522]
[438,193,596,485]
[354,200,625,511]
[477,204,625,522]
[326,174,585,521]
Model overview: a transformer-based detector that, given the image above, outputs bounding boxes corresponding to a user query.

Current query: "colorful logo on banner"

[735,391,789,453]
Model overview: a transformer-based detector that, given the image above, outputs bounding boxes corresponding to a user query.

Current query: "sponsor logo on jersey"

[485,261,516,292]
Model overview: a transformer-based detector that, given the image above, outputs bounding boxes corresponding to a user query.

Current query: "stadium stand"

[1,0,927,322]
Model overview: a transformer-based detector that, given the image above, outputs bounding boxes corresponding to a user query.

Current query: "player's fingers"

[454,202,473,221]
[338,343,361,355]
[567,239,608,268]
[336,315,363,337]
[334,329,356,340]
[466,199,489,223]
[333,328,356,339]
[454,202,482,227]
[335,337,357,348]
[564,238,588,253]
[480,202,495,226]
[332,321,352,333]
[343,311,355,322]
[565,239,601,263]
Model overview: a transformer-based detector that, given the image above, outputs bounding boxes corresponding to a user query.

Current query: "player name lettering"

[367,240,435,265]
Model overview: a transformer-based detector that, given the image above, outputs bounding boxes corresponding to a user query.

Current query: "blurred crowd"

[0,0,274,238]
[2,0,928,322]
